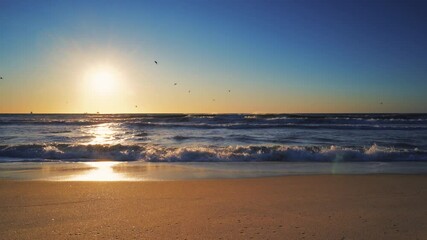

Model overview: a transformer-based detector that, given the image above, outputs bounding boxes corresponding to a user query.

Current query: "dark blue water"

[0,114,426,162]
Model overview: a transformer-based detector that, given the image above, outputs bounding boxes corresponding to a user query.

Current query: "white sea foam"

[0,143,425,162]
[1,114,426,164]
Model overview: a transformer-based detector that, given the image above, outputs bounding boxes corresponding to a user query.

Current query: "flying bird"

[135,105,138,108]
[0,76,2,79]
[174,83,177,86]
[154,61,158,64]
[188,90,191,93]
[228,90,231,93]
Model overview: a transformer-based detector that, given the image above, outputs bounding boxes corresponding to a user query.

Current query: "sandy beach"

[1,175,426,240]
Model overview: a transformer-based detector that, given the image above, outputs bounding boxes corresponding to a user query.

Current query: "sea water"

[0,114,426,180]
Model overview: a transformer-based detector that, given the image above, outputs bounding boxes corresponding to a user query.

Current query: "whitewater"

[1,113,426,163]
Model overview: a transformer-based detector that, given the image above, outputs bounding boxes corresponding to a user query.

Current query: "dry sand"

[0,175,426,239]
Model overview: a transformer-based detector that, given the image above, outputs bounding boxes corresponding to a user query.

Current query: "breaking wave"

[0,143,425,162]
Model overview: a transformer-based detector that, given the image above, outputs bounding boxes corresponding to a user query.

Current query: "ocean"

[0,113,427,180]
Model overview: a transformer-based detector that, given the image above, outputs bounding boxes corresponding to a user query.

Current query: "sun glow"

[77,61,137,113]
[84,65,120,95]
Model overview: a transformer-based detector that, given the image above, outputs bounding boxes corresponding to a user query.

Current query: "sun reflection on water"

[87,123,117,145]
[64,161,134,181]
[84,123,129,146]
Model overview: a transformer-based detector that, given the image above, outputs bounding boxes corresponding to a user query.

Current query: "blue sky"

[0,0,426,113]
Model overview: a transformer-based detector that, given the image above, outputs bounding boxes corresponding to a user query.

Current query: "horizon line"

[0,112,426,115]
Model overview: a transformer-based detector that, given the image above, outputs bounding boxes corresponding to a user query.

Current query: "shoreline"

[1,161,427,181]
[1,175,426,239]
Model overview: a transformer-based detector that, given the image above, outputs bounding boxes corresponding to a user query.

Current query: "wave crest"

[0,144,425,162]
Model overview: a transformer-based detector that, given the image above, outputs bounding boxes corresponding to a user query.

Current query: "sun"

[84,65,119,95]
[91,70,115,94]
[78,62,132,113]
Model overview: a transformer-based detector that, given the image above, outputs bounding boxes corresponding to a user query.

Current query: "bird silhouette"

[135,105,138,108]
[228,90,231,93]
[174,83,177,86]
[0,76,2,79]
[154,61,158,64]
[188,90,191,93]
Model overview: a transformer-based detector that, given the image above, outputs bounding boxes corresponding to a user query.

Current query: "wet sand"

[1,175,426,239]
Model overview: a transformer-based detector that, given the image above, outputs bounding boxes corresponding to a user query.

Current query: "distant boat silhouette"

[30,111,33,114]
[154,61,158,64]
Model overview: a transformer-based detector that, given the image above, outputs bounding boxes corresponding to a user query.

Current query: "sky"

[0,0,426,113]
